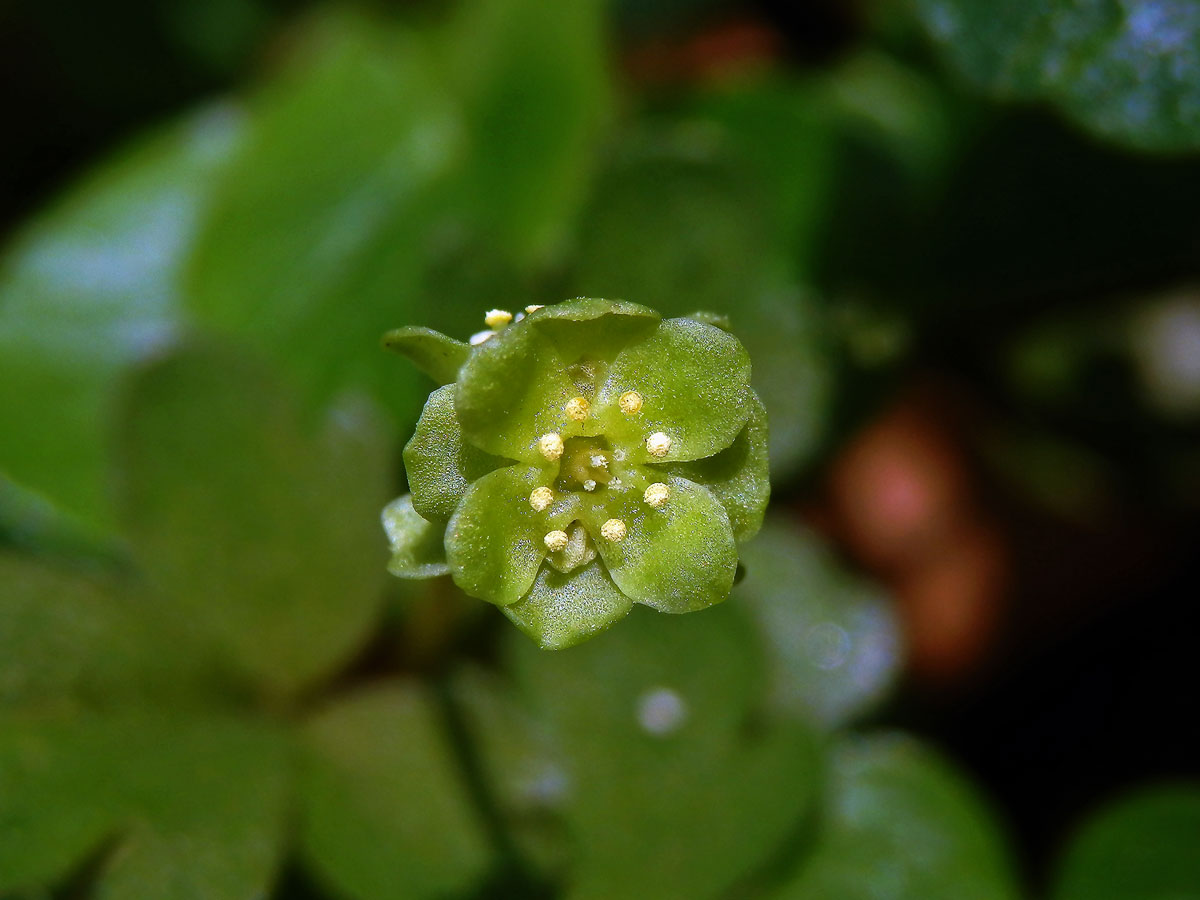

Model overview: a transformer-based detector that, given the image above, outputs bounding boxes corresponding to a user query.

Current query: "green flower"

[382,298,769,648]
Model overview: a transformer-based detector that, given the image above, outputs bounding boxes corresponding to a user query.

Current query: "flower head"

[381,298,770,649]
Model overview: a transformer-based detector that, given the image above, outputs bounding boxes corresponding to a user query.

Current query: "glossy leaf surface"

[0,106,243,533]
[914,0,1200,151]
[774,733,1020,900]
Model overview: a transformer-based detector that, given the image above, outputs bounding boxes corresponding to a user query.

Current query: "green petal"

[446,466,579,606]
[665,389,769,542]
[595,317,752,463]
[404,385,509,523]
[526,297,660,363]
[382,327,469,385]
[382,495,448,578]
[454,318,580,461]
[582,475,736,613]
[502,560,634,650]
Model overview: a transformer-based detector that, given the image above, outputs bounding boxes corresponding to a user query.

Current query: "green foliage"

[117,344,391,699]
[386,299,767,647]
[2,0,1192,895]
[914,0,1200,151]
[772,733,1022,900]
[0,106,243,534]
[299,682,493,899]
[1051,785,1200,900]
[737,518,903,729]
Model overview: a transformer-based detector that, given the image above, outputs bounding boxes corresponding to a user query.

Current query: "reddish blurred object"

[823,386,1009,684]
[623,17,782,86]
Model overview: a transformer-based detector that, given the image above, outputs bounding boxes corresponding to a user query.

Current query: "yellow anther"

[484,309,513,329]
[538,432,564,460]
[544,530,569,552]
[601,518,628,542]
[646,432,672,457]
[619,391,644,415]
[529,486,554,511]
[565,396,591,421]
[644,482,670,508]
[525,304,544,313]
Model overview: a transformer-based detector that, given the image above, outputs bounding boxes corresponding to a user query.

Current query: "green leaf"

[382,495,449,578]
[595,317,752,464]
[445,0,611,260]
[581,475,736,614]
[913,0,1200,151]
[299,682,492,900]
[382,326,470,385]
[667,389,770,542]
[0,104,243,533]
[186,12,461,425]
[447,667,571,877]
[454,319,580,461]
[445,466,580,607]
[569,140,834,477]
[507,605,819,900]
[403,384,509,523]
[1051,785,1200,900]
[0,554,216,708]
[116,343,390,699]
[503,559,633,649]
[736,518,903,729]
[773,733,1020,900]
[0,711,290,899]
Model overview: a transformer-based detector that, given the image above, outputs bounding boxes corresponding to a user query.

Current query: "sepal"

[382,495,449,578]
[382,326,469,385]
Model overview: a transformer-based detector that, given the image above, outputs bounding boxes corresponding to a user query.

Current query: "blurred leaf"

[299,681,493,900]
[570,137,834,478]
[0,555,216,708]
[1051,784,1200,900]
[913,0,1200,151]
[773,733,1020,900]
[677,78,836,276]
[507,604,820,900]
[445,0,611,261]
[736,517,903,730]
[186,12,463,427]
[116,343,391,700]
[0,711,290,898]
[449,666,571,877]
[0,105,244,533]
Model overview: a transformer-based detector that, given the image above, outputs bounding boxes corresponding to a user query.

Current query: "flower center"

[556,436,613,492]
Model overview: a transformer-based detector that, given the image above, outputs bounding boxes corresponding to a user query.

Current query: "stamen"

[601,518,627,542]
[469,330,495,345]
[644,482,670,508]
[544,530,569,552]
[484,309,513,329]
[646,432,672,457]
[619,391,643,415]
[529,486,554,511]
[565,396,591,422]
[525,304,544,313]
[538,432,564,460]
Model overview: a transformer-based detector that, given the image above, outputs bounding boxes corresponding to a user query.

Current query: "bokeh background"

[2,0,1199,897]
